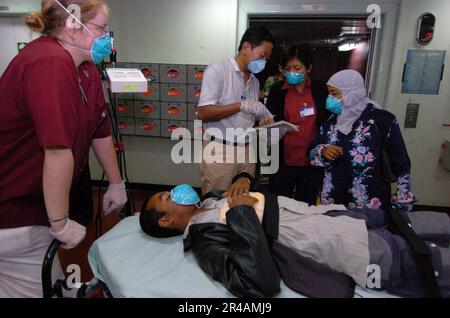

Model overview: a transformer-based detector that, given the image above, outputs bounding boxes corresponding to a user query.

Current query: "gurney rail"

[42,239,113,298]
[42,239,65,298]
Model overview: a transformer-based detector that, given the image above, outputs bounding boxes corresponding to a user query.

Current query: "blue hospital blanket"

[88,216,398,298]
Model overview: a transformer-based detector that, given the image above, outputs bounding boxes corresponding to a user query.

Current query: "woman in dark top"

[266,46,330,205]
[310,69,416,211]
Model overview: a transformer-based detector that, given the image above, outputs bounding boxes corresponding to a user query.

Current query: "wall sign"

[401,49,446,95]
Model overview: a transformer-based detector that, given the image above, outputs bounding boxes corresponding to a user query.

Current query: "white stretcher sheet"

[88,216,398,298]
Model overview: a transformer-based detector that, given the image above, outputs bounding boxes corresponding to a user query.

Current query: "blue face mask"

[285,72,305,86]
[170,184,201,207]
[53,0,112,65]
[326,96,343,115]
[247,59,267,74]
[90,34,113,64]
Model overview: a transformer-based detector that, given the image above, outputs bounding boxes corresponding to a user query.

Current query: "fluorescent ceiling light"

[339,43,359,51]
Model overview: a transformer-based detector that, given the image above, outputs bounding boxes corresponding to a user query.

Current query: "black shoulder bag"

[373,122,397,183]
[374,120,441,297]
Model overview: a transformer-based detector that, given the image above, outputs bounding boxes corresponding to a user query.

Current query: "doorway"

[249,16,377,95]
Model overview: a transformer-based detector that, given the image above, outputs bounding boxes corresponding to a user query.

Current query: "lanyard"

[79,77,88,104]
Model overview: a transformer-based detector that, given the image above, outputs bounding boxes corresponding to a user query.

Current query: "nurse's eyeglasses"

[86,22,110,36]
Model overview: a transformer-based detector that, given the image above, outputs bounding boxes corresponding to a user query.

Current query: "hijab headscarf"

[327,69,380,135]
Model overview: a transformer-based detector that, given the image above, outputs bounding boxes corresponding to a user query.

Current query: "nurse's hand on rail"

[224,177,251,198]
[50,219,86,250]
[103,181,128,215]
[321,145,344,161]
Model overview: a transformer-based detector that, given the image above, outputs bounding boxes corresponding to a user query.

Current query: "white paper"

[256,121,299,143]
[257,120,299,132]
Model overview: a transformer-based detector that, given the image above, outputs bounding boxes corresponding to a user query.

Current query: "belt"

[207,135,250,147]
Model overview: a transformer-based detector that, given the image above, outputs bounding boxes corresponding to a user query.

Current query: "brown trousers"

[200,141,256,195]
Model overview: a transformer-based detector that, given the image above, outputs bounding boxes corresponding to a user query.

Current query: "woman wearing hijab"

[310,70,416,211]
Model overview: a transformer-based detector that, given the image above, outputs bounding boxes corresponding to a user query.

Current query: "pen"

[80,85,88,104]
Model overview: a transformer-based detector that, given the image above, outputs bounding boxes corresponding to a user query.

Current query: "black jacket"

[184,173,280,298]
[266,80,331,166]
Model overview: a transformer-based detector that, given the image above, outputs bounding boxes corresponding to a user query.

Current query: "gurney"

[87,215,399,298]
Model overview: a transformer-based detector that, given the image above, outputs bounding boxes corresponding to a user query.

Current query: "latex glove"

[240,101,274,121]
[49,219,86,250]
[103,181,128,215]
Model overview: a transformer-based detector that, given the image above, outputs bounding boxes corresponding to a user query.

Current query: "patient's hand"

[228,195,258,209]
[221,193,265,224]
[224,177,250,198]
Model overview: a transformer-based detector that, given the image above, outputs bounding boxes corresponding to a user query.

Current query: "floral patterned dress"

[310,104,416,211]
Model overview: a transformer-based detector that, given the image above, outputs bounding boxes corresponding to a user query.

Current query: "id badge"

[300,106,315,117]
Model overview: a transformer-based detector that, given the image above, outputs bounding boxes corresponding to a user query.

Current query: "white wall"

[383,0,450,206]
[101,0,450,205]
[89,0,239,187]
[108,0,238,64]
[0,0,40,15]
[1,0,449,205]
[0,16,39,75]
[96,0,400,188]
[97,0,401,189]
[0,0,237,188]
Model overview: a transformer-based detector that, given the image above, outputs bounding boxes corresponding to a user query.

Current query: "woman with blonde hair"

[0,0,127,297]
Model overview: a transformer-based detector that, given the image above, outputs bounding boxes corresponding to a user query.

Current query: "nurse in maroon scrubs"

[0,0,127,297]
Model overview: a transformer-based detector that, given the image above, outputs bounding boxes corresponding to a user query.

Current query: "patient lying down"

[139,173,450,298]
